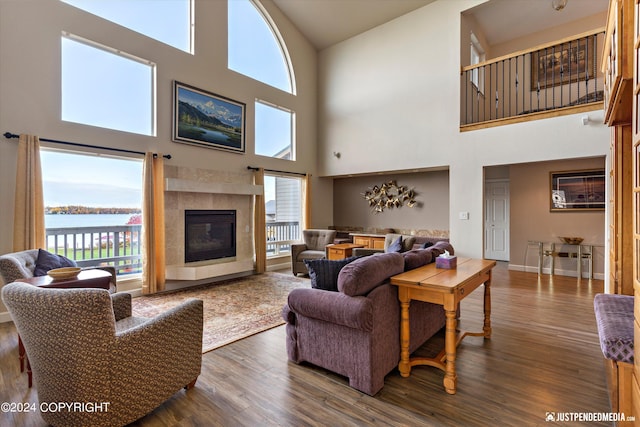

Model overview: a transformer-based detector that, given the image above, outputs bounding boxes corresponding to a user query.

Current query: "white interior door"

[484,180,510,261]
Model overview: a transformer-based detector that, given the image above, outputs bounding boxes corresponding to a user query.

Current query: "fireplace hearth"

[184,210,236,263]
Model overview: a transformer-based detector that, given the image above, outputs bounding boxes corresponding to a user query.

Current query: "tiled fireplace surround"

[164,165,259,281]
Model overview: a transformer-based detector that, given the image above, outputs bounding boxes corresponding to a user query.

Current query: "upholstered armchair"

[0,248,117,292]
[1,282,204,427]
[291,229,337,276]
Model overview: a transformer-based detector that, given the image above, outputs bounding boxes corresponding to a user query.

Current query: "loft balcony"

[460,29,605,131]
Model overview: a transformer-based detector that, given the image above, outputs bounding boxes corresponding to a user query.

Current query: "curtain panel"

[253,168,266,274]
[142,153,166,294]
[13,134,46,251]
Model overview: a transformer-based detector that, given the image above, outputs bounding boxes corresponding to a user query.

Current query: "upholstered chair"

[0,248,117,292]
[1,282,203,427]
[291,229,337,275]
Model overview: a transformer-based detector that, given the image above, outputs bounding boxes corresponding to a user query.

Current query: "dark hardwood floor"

[0,263,612,426]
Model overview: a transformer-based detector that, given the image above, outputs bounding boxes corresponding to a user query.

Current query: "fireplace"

[184,210,236,263]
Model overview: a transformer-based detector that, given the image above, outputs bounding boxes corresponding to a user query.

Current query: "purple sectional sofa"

[282,241,454,395]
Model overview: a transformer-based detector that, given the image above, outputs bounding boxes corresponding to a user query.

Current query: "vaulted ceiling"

[271,0,608,51]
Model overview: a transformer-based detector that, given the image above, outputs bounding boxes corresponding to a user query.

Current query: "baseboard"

[267,262,291,272]
[508,263,604,280]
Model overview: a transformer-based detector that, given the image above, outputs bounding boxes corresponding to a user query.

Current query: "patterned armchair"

[291,229,337,276]
[0,248,117,292]
[1,282,203,427]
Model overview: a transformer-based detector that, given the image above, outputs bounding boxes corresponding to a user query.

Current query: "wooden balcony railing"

[461,29,605,131]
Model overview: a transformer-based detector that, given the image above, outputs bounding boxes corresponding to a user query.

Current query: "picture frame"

[531,37,595,91]
[550,169,605,211]
[172,81,245,153]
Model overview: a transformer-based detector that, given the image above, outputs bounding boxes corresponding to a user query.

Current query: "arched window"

[228,0,295,94]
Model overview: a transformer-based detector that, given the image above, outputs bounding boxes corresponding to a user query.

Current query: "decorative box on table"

[436,253,457,269]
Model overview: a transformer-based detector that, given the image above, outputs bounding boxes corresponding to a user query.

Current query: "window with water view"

[41,150,143,276]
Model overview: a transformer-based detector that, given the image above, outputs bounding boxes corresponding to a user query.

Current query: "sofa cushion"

[402,249,434,271]
[33,249,77,276]
[304,256,359,292]
[338,252,404,296]
[385,235,403,253]
[428,241,455,258]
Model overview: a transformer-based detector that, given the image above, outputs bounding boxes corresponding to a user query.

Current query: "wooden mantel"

[165,178,263,196]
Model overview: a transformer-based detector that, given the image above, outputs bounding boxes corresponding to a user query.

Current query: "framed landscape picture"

[531,37,595,90]
[172,81,245,153]
[550,169,605,211]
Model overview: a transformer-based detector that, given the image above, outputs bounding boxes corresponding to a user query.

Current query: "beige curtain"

[142,153,166,294]
[302,174,311,229]
[13,134,46,251]
[253,168,266,273]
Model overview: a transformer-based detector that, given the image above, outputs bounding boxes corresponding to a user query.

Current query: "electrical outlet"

[459,211,469,220]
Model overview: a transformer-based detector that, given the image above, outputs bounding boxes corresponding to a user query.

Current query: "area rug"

[131,271,308,353]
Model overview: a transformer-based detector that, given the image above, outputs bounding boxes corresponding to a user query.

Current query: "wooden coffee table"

[390,258,496,394]
[326,243,365,260]
[16,269,113,387]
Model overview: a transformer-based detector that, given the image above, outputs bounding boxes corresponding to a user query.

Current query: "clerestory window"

[60,0,193,53]
[61,33,156,136]
[255,100,294,160]
[228,0,294,94]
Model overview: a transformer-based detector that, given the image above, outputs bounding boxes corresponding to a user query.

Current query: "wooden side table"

[16,269,113,387]
[390,258,496,394]
[326,243,365,260]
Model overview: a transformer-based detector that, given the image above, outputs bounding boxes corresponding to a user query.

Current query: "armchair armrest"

[110,292,132,321]
[291,243,307,261]
[114,299,203,384]
[286,288,373,331]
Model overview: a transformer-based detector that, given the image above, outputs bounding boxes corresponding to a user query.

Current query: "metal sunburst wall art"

[362,180,418,213]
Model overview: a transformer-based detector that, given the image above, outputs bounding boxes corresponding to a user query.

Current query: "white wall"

[0,0,325,256]
[318,0,609,258]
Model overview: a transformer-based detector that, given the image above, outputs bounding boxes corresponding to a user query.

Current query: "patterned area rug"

[131,271,308,353]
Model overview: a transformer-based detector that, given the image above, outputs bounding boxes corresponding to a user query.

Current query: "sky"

[50,0,292,207]
[41,150,143,208]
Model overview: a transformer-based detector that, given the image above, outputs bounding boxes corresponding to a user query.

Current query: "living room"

[0,0,618,425]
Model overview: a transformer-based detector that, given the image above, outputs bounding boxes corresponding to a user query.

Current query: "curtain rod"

[3,132,172,159]
[247,166,307,177]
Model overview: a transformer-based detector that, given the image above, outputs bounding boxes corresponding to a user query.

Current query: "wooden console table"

[390,258,496,394]
[350,233,385,250]
[16,269,112,387]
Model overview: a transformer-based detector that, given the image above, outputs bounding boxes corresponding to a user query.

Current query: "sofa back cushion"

[429,241,455,258]
[384,234,416,253]
[338,252,404,296]
[402,249,434,271]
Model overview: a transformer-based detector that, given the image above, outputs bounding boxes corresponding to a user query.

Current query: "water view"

[45,214,137,228]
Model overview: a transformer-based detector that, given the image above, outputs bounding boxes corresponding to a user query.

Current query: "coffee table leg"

[444,308,457,394]
[398,290,411,377]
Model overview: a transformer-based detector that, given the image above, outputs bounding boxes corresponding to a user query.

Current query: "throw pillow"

[386,236,403,253]
[304,256,360,292]
[33,249,77,276]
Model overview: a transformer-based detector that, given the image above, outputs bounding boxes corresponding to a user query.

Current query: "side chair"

[1,282,204,427]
